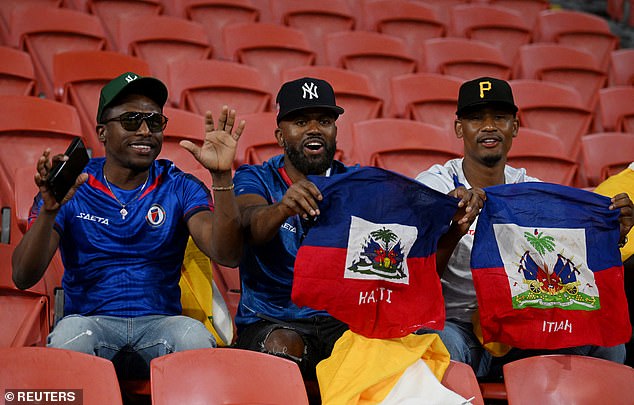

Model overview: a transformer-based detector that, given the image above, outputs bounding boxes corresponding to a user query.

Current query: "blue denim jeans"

[418,320,626,379]
[47,314,216,378]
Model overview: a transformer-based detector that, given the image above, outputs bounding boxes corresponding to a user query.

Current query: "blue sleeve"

[180,173,213,220]
[234,166,271,202]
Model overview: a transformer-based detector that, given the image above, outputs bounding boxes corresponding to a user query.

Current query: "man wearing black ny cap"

[415,77,630,378]
[12,72,245,378]
[232,77,353,382]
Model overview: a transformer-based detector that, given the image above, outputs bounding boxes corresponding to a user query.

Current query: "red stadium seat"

[167,59,271,116]
[53,51,152,155]
[0,0,62,45]
[0,46,37,96]
[503,355,634,405]
[116,15,212,85]
[8,5,107,99]
[582,132,634,186]
[488,0,549,28]
[352,119,460,178]
[363,0,446,59]
[272,0,355,65]
[160,107,206,173]
[441,360,485,405]
[150,348,309,405]
[534,9,618,72]
[0,347,124,404]
[598,86,634,133]
[233,111,281,168]
[608,49,634,86]
[507,127,578,186]
[515,43,607,110]
[420,38,512,81]
[449,4,532,69]
[223,23,315,97]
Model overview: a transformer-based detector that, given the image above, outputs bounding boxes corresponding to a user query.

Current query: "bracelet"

[212,183,235,191]
[618,236,628,248]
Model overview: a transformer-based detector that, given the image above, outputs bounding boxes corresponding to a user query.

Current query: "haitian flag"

[292,167,459,339]
[472,182,631,349]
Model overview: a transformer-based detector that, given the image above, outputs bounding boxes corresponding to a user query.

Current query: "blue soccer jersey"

[28,158,212,317]
[233,155,356,330]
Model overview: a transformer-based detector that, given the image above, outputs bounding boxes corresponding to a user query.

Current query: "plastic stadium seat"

[609,49,634,86]
[503,355,634,405]
[223,23,316,97]
[150,348,309,405]
[117,15,212,85]
[0,46,37,96]
[211,262,240,322]
[582,132,634,186]
[8,5,107,99]
[534,10,618,72]
[363,0,446,60]
[0,0,62,45]
[507,127,578,186]
[0,347,124,404]
[389,73,462,133]
[272,0,355,65]
[449,4,532,68]
[412,0,472,25]
[441,360,485,405]
[160,107,206,172]
[233,111,281,168]
[352,119,461,178]
[53,51,152,156]
[167,0,260,60]
[420,38,512,81]
[509,79,593,160]
[515,43,607,110]
[325,31,417,113]
[86,0,162,50]
[488,0,549,28]
[167,59,271,116]
[607,0,626,22]
[282,65,383,160]
[598,86,634,133]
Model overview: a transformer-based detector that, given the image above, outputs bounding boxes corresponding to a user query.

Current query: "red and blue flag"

[472,182,631,349]
[292,167,459,339]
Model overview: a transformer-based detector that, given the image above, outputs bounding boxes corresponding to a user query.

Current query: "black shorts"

[234,315,349,380]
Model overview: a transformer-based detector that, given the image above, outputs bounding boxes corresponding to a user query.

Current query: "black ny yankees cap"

[275,77,344,123]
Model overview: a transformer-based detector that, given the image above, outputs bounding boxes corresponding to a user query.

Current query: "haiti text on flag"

[472,182,631,349]
[292,167,459,339]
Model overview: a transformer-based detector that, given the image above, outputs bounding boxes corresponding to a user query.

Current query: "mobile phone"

[47,137,90,203]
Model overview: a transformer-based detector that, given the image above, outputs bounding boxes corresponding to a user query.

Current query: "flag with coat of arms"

[472,182,631,349]
[292,167,459,339]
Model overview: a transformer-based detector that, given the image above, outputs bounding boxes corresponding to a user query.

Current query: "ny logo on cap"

[125,74,138,83]
[479,80,492,98]
[302,82,318,100]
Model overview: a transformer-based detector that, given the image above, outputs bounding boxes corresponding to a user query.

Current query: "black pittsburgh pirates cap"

[275,77,344,123]
[456,77,518,116]
[97,72,168,123]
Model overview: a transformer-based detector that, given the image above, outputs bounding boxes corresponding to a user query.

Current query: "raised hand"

[180,106,245,173]
[34,149,88,212]
[609,192,633,244]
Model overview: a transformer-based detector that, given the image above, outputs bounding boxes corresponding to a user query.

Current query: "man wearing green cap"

[12,72,245,378]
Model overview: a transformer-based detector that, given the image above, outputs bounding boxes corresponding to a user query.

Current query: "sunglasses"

[103,112,168,133]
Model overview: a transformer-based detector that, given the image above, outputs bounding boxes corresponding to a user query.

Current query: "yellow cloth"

[593,163,634,261]
[316,331,451,405]
[179,237,231,346]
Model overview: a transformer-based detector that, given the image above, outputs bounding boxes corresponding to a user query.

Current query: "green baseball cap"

[96,72,168,124]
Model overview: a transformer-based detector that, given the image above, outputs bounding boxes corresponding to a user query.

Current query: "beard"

[481,152,503,167]
[285,140,337,175]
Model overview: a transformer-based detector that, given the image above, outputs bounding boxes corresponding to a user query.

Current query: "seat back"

[535,9,618,71]
[421,37,511,81]
[150,348,309,405]
[53,50,152,155]
[507,127,578,186]
[0,0,62,44]
[9,5,107,99]
[352,119,460,178]
[609,48,634,86]
[273,0,355,65]
[389,72,462,134]
[0,46,37,96]
[117,14,212,86]
[598,86,634,132]
[160,107,206,173]
[488,0,549,28]
[449,4,532,68]
[223,23,315,97]
[503,354,634,405]
[516,43,607,110]
[0,347,124,404]
[582,132,634,186]
[167,59,271,115]
[363,0,446,59]
[234,111,280,168]
[441,360,485,405]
